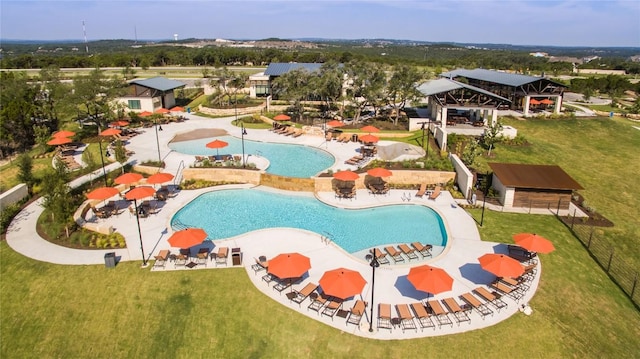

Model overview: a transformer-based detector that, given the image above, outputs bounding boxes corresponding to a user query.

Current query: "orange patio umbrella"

[206,139,229,156]
[114,172,144,186]
[359,134,379,144]
[139,111,153,117]
[361,125,380,133]
[147,172,174,185]
[513,233,555,254]
[100,128,122,137]
[333,170,359,181]
[529,98,541,105]
[86,186,120,200]
[167,228,208,249]
[367,167,393,178]
[407,265,453,296]
[319,268,367,299]
[273,114,291,121]
[540,99,554,105]
[155,108,170,114]
[170,106,185,113]
[326,120,345,127]
[268,253,311,280]
[478,253,524,278]
[110,120,130,127]
[52,130,75,138]
[47,137,72,146]
[125,186,156,201]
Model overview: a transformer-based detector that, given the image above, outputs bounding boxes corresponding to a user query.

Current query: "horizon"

[1,1,639,48]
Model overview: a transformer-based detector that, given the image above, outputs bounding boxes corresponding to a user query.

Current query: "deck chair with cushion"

[411,242,433,258]
[251,256,269,274]
[274,277,300,294]
[473,287,508,311]
[415,183,427,197]
[428,186,441,200]
[384,246,405,264]
[373,248,390,265]
[215,247,229,266]
[291,283,318,306]
[321,298,343,319]
[490,281,524,302]
[395,304,418,332]
[262,273,277,286]
[426,300,453,328]
[377,303,393,331]
[459,292,493,319]
[410,302,435,331]
[441,297,471,326]
[308,292,330,313]
[153,250,170,269]
[174,254,187,269]
[346,300,367,327]
[398,244,419,260]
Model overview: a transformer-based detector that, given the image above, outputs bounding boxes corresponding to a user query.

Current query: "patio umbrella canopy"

[540,99,554,105]
[319,268,367,299]
[205,139,229,156]
[167,228,208,249]
[367,167,393,178]
[110,120,129,127]
[360,125,380,133]
[326,120,345,127]
[125,186,156,201]
[52,130,75,138]
[478,253,524,278]
[147,172,174,185]
[333,170,359,181]
[86,186,120,200]
[513,233,555,254]
[170,106,185,113]
[273,114,291,121]
[529,99,541,105]
[114,172,144,186]
[100,128,122,137]
[407,265,453,295]
[155,108,170,114]
[139,111,153,117]
[47,137,72,146]
[359,134,379,144]
[267,253,311,279]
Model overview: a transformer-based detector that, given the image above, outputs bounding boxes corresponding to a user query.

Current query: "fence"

[560,212,639,309]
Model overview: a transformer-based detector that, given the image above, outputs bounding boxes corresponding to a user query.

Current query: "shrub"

[0,203,23,234]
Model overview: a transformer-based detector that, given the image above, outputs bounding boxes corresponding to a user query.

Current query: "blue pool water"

[171,189,448,253]
[168,136,334,178]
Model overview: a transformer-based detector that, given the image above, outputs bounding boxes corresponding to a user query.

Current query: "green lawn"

[2,210,639,358]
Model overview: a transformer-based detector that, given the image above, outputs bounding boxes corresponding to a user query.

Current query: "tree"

[16,154,34,194]
[461,139,483,167]
[271,68,312,122]
[35,66,72,132]
[72,68,126,134]
[33,124,50,155]
[482,121,504,156]
[386,64,425,125]
[41,159,75,237]
[316,61,344,115]
[0,71,37,157]
[344,61,386,123]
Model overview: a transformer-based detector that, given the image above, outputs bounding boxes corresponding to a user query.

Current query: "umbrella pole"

[133,200,147,267]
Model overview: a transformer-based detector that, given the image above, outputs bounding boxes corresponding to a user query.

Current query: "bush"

[0,203,23,234]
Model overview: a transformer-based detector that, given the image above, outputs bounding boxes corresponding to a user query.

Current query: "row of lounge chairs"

[344,154,365,165]
[376,243,433,264]
[367,182,389,195]
[55,153,82,171]
[334,186,356,199]
[415,184,441,200]
[272,125,303,137]
[153,247,230,269]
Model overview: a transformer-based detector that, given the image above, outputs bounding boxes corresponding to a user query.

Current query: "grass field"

[1,211,639,358]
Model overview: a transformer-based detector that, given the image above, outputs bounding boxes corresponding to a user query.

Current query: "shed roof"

[130,77,186,92]
[440,68,549,87]
[417,78,511,102]
[264,63,323,76]
[489,163,583,190]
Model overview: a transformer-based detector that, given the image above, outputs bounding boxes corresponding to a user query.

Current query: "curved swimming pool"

[171,188,448,253]
[168,135,334,178]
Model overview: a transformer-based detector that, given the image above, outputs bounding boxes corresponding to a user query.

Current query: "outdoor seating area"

[334,185,356,199]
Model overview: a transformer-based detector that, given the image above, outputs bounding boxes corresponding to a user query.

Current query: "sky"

[1,0,639,47]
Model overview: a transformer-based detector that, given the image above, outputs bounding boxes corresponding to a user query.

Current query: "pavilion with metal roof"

[488,163,583,210]
[119,77,186,113]
[440,69,567,116]
[251,63,326,99]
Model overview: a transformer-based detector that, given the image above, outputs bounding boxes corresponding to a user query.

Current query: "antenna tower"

[82,20,89,53]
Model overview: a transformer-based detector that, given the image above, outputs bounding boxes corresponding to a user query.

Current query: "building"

[439,69,567,116]
[116,77,186,112]
[249,63,324,99]
[488,163,583,210]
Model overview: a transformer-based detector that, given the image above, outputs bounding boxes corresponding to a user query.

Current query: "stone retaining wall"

[0,184,28,211]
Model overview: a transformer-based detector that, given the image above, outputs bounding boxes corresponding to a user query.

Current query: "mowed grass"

[2,209,640,358]
[477,116,640,268]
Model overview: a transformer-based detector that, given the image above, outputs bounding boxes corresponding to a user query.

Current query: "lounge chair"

[346,300,367,327]
[215,247,228,266]
[196,252,208,267]
[373,248,390,265]
[428,186,441,200]
[410,302,435,331]
[291,283,318,306]
[377,303,393,331]
[426,300,453,328]
[473,287,508,311]
[411,242,433,258]
[251,256,269,274]
[153,250,170,269]
[499,276,530,291]
[91,206,110,219]
[395,304,417,332]
[441,297,471,325]
[398,244,419,260]
[308,292,330,313]
[459,292,493,319]
[415,183,427,197]
[321,298,343,319]
[262,273,276,286]
[490,281,524,302]
[174,254,187,268]
[384,246,405,263]
[292,129,303,138]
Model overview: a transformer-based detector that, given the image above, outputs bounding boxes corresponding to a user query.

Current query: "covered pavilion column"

[440,107,448,130]
[554,96,562,114]
[523,97,531,116]
[491,109,498,127]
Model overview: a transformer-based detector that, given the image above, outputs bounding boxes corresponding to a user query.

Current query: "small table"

[186,262,197,269]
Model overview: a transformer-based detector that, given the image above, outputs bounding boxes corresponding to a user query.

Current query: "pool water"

[171,189,448,253]
[168,136,334,178]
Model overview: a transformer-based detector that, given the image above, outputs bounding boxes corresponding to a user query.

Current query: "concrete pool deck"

[6,114,541,339]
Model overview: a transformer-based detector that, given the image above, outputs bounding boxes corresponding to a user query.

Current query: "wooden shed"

[488,163,583,210]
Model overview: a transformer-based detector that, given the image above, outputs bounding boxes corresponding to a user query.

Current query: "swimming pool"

[168,136,334,178]
[171,188,448,253]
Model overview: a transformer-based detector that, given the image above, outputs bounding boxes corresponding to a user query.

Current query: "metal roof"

[417,78,511,102]
[489,163,583,190]
[264,63,323,76]
[130,77,186,92]
[440,68,546,87]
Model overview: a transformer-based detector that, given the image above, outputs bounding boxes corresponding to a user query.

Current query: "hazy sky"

[1,0,639,47]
